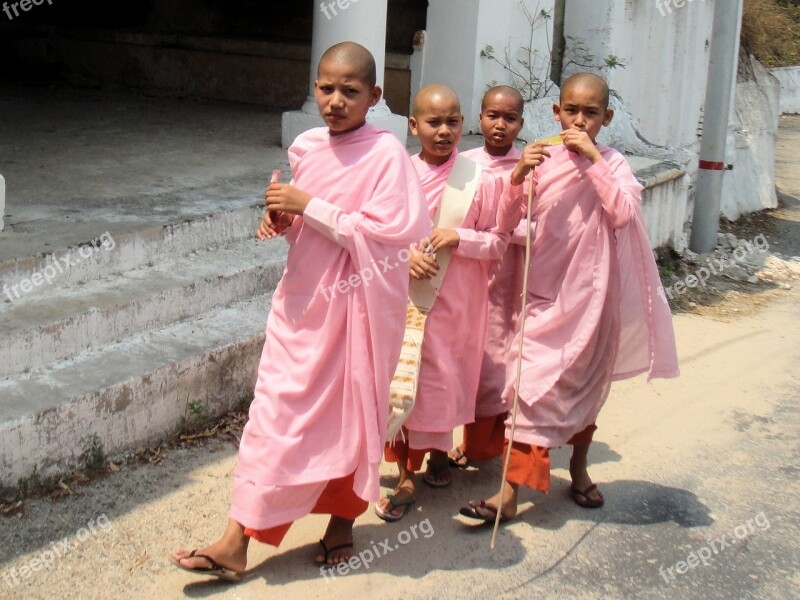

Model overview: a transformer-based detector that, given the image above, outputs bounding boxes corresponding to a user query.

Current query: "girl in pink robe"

[460,73,678,524]
[378,84,512,521]
[174,43,430,579]
[456,146,525,463]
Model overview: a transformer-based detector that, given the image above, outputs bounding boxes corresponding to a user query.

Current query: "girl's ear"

[552,103,562,122]
[603,108,615,127]
[370,85,383,107]
[408,117,419,136]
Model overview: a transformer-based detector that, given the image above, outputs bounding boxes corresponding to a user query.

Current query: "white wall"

[771,66,800,114]
[421,0,555,131]
[722,56,781,219]
[564,0,714,149]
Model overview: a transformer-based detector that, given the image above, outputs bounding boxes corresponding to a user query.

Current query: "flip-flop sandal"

[169,550,243,582]
[374,492,416,522]
[315,539,354,565]
[423,459,452,488]
[448,448,473,470]
[459,500,512,523]
[571,484,604,508]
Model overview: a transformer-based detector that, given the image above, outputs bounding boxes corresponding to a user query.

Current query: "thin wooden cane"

[490,167,536,550]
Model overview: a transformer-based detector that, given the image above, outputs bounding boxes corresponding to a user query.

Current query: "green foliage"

[16,465,58,498]
[186,399,207,421]
[178,396,211,435]
[81,436,107,472]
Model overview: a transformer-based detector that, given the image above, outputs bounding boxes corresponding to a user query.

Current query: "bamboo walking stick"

[490,167,535,549]
[490,134,561,549]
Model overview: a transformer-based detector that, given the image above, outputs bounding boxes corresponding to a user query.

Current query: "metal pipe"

[690,0,744,253]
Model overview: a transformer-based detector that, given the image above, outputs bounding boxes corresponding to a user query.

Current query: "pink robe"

[404,151,509,451]
[231,124,431,529]
[462,146,527,418]
[498,144,679,448]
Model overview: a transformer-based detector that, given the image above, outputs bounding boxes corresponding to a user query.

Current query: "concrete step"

[0,236,287,379]
[0,293,272,489]
[0,203,264,291]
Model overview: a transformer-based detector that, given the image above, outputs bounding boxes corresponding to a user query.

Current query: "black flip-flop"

[459,500,512,523]
[315,539,354,565]
[571,483,605,508]
[423,459,452,487]
[448,448,474,470]
[169,550,242,582]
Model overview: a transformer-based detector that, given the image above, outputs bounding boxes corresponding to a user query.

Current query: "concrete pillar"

[281,0,407,148]
[419,0,554,132]
[0,174,5,232]
[564,0,714,148]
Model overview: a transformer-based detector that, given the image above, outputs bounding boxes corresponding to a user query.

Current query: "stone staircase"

[0,204,287,490]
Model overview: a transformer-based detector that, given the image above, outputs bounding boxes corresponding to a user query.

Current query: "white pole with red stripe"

[690,0,744,253]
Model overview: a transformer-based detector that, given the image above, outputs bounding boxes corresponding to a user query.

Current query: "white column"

[281,0,408,148]
[419,0,554,132]
[0,174,5,232]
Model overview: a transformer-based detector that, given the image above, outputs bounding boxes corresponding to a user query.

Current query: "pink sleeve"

[452,174,510,261]
[302,197,349,246]
[300,146,432,248]
[496,178,526,233]
[510,218,536,246]
[584,154,643,229]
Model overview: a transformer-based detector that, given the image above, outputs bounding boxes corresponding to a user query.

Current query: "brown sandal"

[571,484,605,508]
[459,500,513,523]
[169,550,242,582]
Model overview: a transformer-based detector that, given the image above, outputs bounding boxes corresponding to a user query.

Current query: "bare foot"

[314,516,355,565]
[174,519,249,574]
[569,448,604,506]
[447,446,470,469]
[477,479,519,520]
[376,477,416,520]
[423,450,452,486]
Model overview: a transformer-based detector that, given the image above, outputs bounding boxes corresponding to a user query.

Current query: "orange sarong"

[384,434,428,472]
[460,413,508,461]
[244,473,368,547]
[505,423,598,493]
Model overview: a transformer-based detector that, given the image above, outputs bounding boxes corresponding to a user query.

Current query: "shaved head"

[481,85,524,113]
[318,41,377,89]
[413,83,461,117]
[560,73,610,109]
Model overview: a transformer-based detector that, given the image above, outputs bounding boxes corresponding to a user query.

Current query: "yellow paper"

[538,134,564,145]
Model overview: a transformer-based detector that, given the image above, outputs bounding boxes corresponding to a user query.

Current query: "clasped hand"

[409,228,459,280]
[257,183,312,240]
